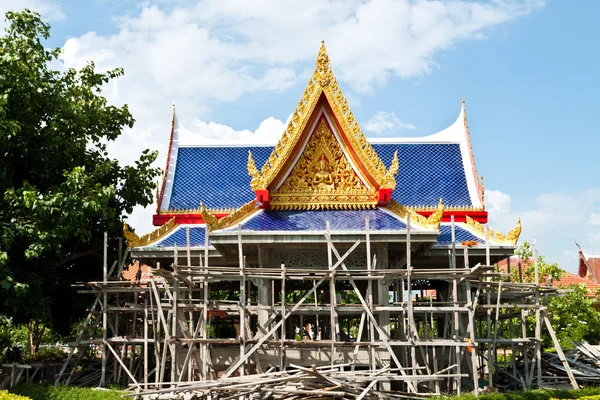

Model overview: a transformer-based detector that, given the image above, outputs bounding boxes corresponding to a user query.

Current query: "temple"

[127,42,519,264]
[62,43,576,396]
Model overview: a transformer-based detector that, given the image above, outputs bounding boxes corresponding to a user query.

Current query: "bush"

[449,388,600,400]
[0,391,31,400]
[10,385,123,400]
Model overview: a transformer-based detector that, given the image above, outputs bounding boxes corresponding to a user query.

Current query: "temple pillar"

[256,246,272,338]
[376,245,390,336]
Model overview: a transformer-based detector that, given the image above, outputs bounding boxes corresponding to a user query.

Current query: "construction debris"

[127,364,431,400]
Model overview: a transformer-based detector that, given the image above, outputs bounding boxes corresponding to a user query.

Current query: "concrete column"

[376,245,390,335]
[257,246,272,338]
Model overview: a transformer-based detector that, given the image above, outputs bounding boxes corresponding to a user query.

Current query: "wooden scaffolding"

[54,218,578,397]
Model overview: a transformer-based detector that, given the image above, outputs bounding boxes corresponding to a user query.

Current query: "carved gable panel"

[270,120,379,210]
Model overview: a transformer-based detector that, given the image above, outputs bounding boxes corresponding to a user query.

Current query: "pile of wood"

[132,364,429,400]
[545,341,600,385]
[494,340,600,390]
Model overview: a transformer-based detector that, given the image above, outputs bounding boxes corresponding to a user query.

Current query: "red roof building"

[579,250,600,281]
[497,256,600,298]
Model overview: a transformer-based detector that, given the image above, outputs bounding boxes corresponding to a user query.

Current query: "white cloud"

[52,0,543,233]
[486,189,512,215]
[180,116,284,145]
[0,0,64,31]
[487,188,600,273]
[363,111,416,135]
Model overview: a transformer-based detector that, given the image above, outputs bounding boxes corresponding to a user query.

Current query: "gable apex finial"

[316,41,332,86]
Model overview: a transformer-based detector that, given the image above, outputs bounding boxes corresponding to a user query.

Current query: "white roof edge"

[583,252,600,259]
[159,110,180,212]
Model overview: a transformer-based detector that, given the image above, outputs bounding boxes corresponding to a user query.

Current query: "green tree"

[546,284,600,348]
[511,242,600,349]
[0,9,160,355]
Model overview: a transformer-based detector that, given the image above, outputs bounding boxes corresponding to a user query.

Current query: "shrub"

[10,385,123,400]
[449,388,600,400]
[0,391,31,400]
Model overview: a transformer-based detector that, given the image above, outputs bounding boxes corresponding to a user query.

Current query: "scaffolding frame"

[55,217,578,396]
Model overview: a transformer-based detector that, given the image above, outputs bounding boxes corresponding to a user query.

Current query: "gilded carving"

[426,199,444,230]
[123,223,140,248]
[381,151,399,189]
[123,217,177,248]
[385,200,433,230]
[246,41,394,198]
[272,120,376,209]
[199,202,219,229]
[247,151,266,190]
[506,218,522,244]
[200,200,259,231]
[464,216,521,245]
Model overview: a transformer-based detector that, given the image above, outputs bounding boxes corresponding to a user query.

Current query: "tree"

[511,242,600,348]
[0,9,160,354]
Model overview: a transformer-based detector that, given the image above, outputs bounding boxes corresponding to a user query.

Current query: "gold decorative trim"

[464,216,521,245]
[160,207,236,215]
[123,217,177,248]
[381,151,399,189]
[269,119,379,210]
[386,200,438,230]
[409,204,484,212]
[247,42,397,197]
[426,199,444,230]
[200,200,259,231]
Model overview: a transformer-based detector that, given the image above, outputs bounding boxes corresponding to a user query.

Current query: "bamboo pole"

[365,217,375,371]
[280,264,286,371]
[534,248,542,388]
[485,227,492,388]
[144,297,149,386]
[326,221,337,366]
[100,231,108,387]
[237,225,246,376]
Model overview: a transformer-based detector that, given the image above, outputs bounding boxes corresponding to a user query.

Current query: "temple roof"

[127,42,522,257]
[156,43,483,216]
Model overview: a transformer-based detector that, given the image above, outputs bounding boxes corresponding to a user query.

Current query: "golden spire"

[315,41,333,87]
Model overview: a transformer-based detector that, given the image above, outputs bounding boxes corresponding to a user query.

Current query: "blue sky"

[3,0,599,272]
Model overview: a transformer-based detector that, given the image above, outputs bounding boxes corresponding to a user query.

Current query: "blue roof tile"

[373,144,471,207]
[166,143,471,211]
[168,146,272,210]
[150,226,208,248]
[434,225,483,246]
[230,209,406,232]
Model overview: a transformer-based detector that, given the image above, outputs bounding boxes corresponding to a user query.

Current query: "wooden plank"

[542,312,579,389]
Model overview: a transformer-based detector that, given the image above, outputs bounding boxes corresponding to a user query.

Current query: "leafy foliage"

[545,283,600,348]
[0,10,160,336]
[0,391,31,400]
[447,387,600,399]
[10,385,123,400]
[509,242,600,348]
[512,241,565,285]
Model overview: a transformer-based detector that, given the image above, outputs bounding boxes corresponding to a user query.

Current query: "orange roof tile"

[122,262,152,282]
